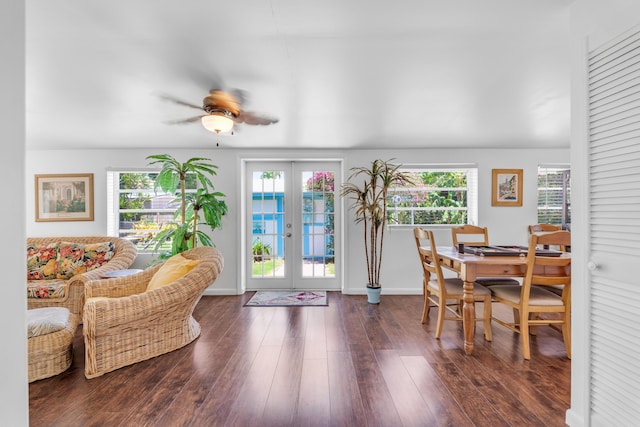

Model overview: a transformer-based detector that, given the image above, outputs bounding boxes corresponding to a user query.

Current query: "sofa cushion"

[27,280,67,299]
[27,307,71,338]
[147,253,200,291]
[83,241,116,271]
[27,243,59,280]
[56,241,116,279]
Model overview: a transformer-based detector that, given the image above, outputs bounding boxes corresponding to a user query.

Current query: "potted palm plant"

[340,159,411,303]
[145,154,228,260]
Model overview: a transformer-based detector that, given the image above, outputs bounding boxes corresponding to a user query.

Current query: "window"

[107,170,197,252]
[387,165,478,226]
[537,165,571,228]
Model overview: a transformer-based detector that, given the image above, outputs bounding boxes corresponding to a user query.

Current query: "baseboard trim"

[565,409,585,427]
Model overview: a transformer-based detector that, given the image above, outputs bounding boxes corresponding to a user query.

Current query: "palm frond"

[341,158,407,287]
[145,154,228,259]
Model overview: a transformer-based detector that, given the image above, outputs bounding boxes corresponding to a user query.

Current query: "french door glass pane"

[251,170,285,278]
[301,170,335,278]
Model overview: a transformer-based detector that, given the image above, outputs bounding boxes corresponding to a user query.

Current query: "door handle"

[286,232,292,238]
[587,261,598,271]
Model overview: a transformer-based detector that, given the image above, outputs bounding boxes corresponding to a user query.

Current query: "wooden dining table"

[433,245,571,355]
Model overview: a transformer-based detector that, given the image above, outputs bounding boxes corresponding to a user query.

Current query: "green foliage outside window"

[119,173,153,221]
[388,170,471,225]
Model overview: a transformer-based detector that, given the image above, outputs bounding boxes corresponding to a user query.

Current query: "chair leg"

[435,296,446,339]
[520,309,531,360]
[562,313,571,359]
[421,283,430,324]
[482,296,492,341]
[529,312,538,336]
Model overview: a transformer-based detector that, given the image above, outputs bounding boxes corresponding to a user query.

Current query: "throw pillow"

[27,307,70,338]
[83,241,115,271]
[57,242,86,279]
[147,253,200,291]
[27,243,59,280]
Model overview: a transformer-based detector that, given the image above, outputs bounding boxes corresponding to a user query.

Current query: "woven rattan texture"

[83,246,224,378]
[26,236,137,316]
[28,310,79,382]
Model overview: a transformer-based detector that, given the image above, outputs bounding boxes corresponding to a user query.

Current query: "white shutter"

[537,165,570,226]
[588,26,640,426]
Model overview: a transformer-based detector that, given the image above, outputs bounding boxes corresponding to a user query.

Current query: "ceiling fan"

[160,88,279,134]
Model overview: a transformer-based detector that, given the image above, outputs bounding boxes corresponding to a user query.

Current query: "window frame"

[536,164,571,229]
[107,168,198,253]
[387,164,478,228]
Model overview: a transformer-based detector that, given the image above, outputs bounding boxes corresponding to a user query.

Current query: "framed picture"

[491,169,523,207]
[35,173,94,221]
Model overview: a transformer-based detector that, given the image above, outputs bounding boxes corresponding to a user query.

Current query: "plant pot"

[366,285,381,304]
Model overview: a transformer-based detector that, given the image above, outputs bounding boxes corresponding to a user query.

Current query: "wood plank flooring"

[29,293,570,426]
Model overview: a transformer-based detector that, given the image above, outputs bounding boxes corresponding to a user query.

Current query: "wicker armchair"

[82,246,224,379]
[27,236,137,316]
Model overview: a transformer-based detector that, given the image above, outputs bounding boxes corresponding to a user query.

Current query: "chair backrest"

[451,225,489,246]
[413,228,445,284]
[413,227,429,261]
[528,223,568,251]
[528,223,562,234]
[522,231,572,301]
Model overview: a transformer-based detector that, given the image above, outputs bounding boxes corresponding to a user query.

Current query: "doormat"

[244,291,328,307]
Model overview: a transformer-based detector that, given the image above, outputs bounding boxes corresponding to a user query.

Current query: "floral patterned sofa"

[27,236,137,317]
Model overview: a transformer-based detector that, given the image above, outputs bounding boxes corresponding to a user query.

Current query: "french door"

[245,161,341,290]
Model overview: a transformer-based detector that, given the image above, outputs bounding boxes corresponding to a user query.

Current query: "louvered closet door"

[588,27,640,426]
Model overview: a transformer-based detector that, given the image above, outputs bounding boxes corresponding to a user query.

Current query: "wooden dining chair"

[451,225,520,287]
[528,224,569,295]
[451,224,489,247]
[413,228,493,341]
[487,230,571,360]
[528,223,568,252]
[528,223,562,234]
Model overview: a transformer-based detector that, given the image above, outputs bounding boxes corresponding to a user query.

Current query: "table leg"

[462,279,476,355]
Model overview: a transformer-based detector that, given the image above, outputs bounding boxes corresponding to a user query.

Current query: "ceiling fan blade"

[227,88,248,106]
[165,115,204,125]
[236,111,279,126]
[157,93,204,111]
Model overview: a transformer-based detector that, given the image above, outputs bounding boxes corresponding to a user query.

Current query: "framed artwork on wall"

[491,169,523,207]
[35,173,94,221]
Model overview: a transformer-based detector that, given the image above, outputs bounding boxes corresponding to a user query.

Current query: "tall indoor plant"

[341,159,411,303]
[146,154,228,260]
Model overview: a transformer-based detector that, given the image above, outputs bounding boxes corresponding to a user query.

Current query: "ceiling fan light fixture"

[201,112,234,134]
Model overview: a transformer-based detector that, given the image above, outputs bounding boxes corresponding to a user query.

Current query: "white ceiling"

[26,0,572,150]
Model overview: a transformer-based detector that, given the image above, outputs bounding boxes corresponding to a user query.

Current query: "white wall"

[2,1,28,425]
[26,147,568,296]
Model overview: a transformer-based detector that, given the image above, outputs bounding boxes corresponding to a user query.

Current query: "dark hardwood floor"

[29,293,570,426]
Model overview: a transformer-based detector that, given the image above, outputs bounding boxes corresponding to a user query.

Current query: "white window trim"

[537,164,570,228]
[107,168,199,253]
[388,164,478,229]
